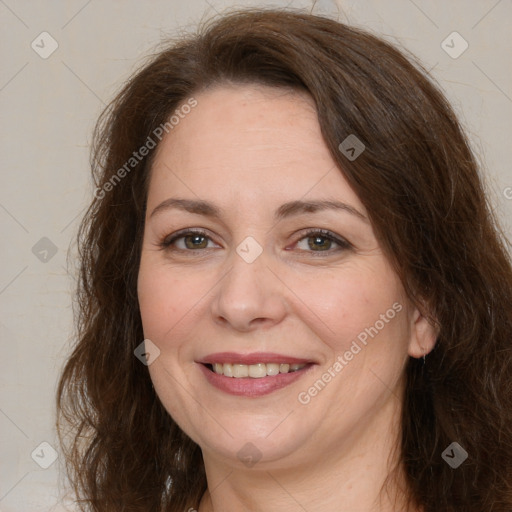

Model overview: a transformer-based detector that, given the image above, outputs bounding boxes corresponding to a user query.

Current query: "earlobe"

[407,307,439,359]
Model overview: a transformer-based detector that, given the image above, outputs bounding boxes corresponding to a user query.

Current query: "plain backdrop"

[0,0,511,510]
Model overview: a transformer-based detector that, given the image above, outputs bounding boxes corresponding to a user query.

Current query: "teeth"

[210,362,306,378]
[223,363,233,377]
[267,363,280,376]
[248,363,266,378]
[233,364,249,378]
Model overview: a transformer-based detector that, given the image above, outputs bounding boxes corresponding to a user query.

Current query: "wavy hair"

[56,8,512,511]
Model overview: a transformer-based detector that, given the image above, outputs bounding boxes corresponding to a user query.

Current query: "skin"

[137,84,437,512]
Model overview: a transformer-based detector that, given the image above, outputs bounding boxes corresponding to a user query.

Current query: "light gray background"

[1,0,510,510]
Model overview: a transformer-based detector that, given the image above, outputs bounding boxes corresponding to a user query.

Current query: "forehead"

[147,83,364,214]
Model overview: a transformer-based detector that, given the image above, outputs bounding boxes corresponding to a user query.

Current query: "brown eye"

[306,234,333,251]
[295,229,351,254]
[182,233,209,249]
[160,230,216,251]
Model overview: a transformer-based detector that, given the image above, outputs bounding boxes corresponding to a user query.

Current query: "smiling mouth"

[204,362,308,378]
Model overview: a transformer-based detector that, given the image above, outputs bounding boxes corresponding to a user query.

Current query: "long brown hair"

[56,8,512,511]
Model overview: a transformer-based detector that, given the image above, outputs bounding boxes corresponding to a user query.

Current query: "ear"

[407,306,438,359]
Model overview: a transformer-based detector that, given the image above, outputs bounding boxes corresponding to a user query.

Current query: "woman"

[56,8,512,512]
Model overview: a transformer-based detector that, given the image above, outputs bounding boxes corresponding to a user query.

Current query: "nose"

[210,245,287,332]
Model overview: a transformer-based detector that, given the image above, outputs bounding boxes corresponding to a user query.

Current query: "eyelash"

[159,228,352,255]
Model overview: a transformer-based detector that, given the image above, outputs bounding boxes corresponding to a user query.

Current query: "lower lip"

[198,363,315,397]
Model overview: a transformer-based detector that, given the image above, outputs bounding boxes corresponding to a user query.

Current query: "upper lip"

[198,352,315,365]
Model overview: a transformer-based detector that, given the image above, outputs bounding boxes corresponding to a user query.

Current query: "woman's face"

[137,84,434,470]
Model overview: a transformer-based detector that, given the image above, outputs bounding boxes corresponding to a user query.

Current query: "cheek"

[137,259,198,339]
[137,256,222,365]
[296,263,404,350]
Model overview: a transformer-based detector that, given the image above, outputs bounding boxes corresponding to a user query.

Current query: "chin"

[194,415,313,468]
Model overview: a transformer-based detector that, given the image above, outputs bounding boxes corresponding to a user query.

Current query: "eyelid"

[291,228,352,251]
[161,228,220,249]
[159,227,352,254]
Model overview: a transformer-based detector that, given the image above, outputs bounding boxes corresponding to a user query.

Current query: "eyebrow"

[149,198,368,223]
